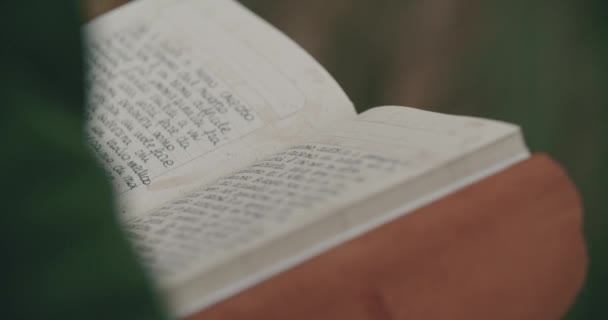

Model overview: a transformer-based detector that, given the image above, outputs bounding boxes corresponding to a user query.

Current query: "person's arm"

[0,2,168,319]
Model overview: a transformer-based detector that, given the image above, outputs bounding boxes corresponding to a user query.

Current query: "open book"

[84,0,530,316]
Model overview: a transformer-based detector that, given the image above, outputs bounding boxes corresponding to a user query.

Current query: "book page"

[123,106,529,314]
[83,0,355,217]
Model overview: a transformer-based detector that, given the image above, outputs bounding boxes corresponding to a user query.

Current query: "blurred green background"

[88,0,606,318]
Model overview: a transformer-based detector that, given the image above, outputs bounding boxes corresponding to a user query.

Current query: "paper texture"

[84,0,354,216]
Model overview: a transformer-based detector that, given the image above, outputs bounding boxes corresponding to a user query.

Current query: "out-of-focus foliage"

[239,0,607,318]
[1,1,168,319]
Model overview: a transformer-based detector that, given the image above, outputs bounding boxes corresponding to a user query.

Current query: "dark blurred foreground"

[1,2,168,319]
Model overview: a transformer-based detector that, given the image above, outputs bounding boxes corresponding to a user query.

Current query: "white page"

[83,0,355,217]
[123,107,528,314]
